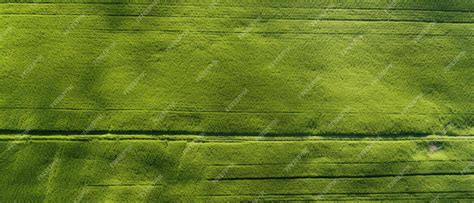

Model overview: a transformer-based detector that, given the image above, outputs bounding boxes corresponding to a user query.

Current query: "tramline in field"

[0,0,472,201]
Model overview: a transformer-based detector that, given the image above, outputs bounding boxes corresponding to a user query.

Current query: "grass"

[0,0,473,201]
[0,0,472,135]
[0,135,473,201]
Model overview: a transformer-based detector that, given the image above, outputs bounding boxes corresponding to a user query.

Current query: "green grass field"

[0,0,473,201]
[1,135,473,201]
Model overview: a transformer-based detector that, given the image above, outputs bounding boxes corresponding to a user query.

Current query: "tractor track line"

[206,173,474,181]
[3,14,474,24]
[1,3,473,13]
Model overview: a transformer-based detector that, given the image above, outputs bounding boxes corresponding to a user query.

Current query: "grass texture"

[0,0,473,201]
[0,0,472,135]
[0,135,473,201]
